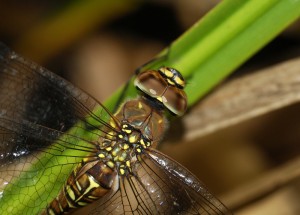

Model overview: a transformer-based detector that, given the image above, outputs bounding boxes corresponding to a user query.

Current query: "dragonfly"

[0,43,231,214]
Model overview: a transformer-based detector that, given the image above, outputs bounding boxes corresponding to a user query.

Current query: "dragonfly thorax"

[99,122,152,176]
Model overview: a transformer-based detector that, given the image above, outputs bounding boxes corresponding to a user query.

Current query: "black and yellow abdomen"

[42,159,117,214]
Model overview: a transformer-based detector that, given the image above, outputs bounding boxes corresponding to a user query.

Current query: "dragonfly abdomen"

[42,159,117,215]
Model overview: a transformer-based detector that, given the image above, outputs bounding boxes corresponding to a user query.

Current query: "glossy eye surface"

[134,70,168,100]
[134,67,187,116]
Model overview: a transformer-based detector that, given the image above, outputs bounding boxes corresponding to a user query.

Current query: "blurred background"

[1,0,300,214]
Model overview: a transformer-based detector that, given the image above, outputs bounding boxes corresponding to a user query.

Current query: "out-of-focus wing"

[0,43,118,214]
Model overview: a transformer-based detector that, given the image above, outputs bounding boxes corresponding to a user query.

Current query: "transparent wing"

[91,149,231,215]
[0,43,119,214]
[146,149,231,214]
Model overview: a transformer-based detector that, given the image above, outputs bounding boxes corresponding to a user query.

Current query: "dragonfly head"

[134,67,187,116]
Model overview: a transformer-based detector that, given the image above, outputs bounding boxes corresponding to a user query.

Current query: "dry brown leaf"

[182,57,300,142]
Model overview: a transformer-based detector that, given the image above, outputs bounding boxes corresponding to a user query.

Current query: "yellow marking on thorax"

[111,147,120,156]
[118,151,127,162]
[140,139,146,147]
[106,161,115,168]
[145,141,151,147]
[123,143,129,150]
[123,129,132,134]
[119,168,125,175]
[106,147,112,152]
[122,124,132,134]
[129,135,138,143]
[98,153,105,158]
[138,101,143,109]
[107,131,115,139]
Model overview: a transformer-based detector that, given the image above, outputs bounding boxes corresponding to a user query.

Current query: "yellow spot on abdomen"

[66,185,76,201]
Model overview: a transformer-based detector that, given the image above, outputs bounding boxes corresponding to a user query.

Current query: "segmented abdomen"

[41,159,117,215]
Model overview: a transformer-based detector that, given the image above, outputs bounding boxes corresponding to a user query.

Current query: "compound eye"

[134,68,188,116]
[161,86,187,116]
[135,70,167,99]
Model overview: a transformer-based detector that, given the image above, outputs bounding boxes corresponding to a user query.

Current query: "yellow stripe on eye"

[174,76,184,87]
[164,69,173,78]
